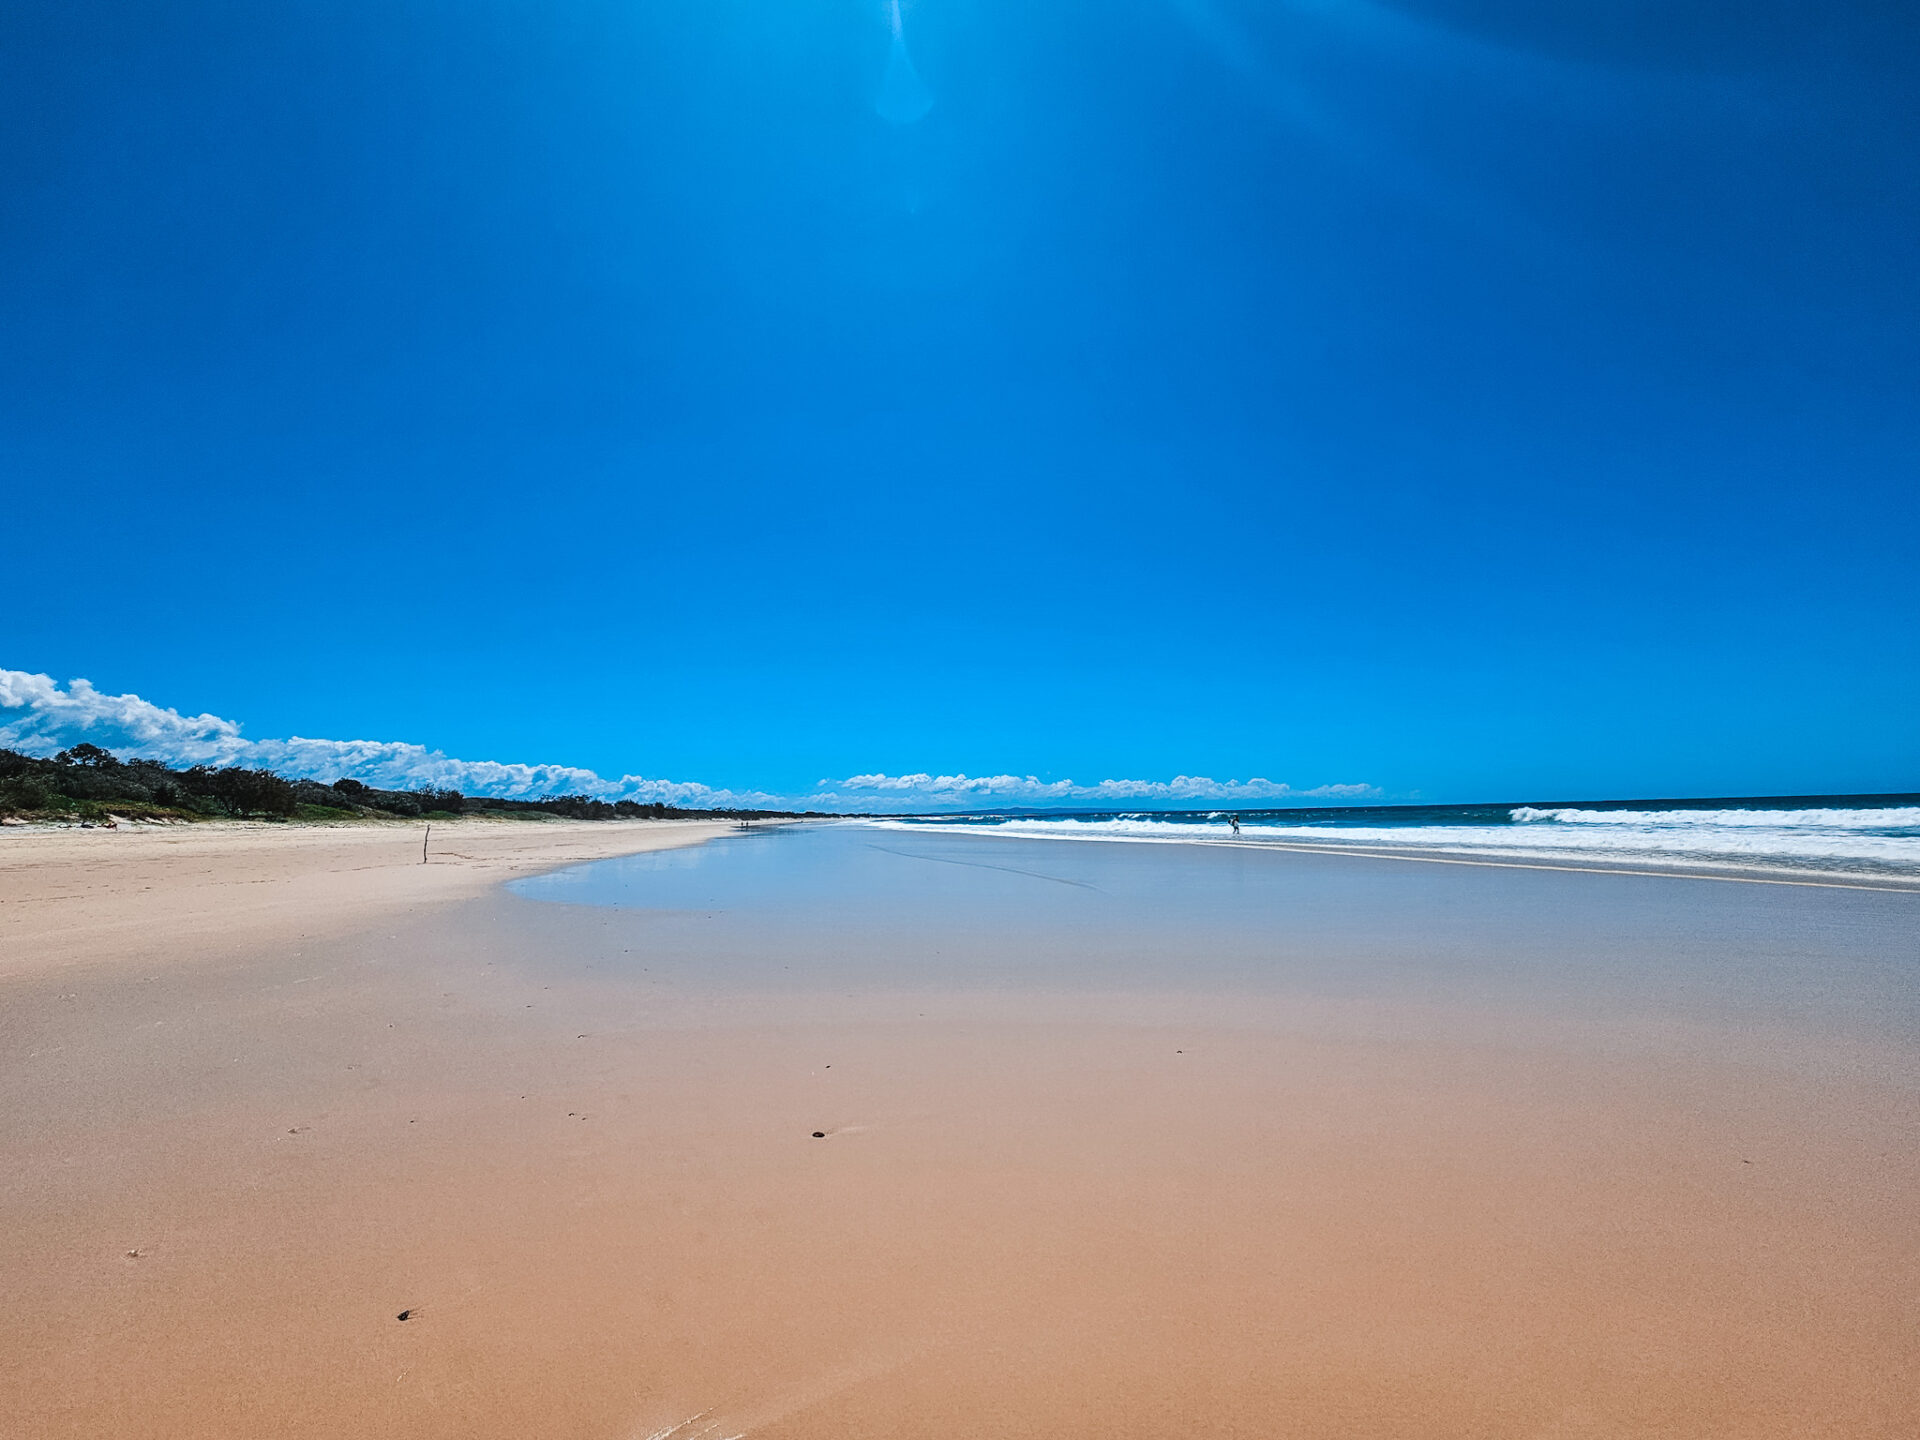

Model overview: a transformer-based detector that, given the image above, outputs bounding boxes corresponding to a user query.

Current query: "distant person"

[1229,814,1241,835]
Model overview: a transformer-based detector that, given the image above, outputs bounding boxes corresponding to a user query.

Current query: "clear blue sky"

[4,0,1916,804]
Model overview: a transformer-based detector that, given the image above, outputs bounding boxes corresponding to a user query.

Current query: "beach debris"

[126,1248,143,1259]
[812,1131,827,1138]
[396,1309,414,1322]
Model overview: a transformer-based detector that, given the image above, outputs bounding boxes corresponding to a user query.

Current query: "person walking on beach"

[1228,813,1241,835]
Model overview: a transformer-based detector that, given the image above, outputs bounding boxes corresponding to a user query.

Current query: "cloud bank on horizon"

[828,770,1375,805]
[0,670,1376,812]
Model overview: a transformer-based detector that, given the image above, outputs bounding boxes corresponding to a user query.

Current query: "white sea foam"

[1510,806,1920,830]
[866,807,1920,881]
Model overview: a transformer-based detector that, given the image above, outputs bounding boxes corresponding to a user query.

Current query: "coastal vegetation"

[0,745,803,823]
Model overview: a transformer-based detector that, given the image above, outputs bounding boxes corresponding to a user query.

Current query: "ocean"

[868,794,1920,886]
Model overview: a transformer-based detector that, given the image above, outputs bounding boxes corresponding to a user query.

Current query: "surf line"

[1210,840,1920,894]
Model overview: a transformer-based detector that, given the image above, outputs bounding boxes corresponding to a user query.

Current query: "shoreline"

[867,823,1920,892]
[4,820,1916,1438]
[1010,832,1920,892]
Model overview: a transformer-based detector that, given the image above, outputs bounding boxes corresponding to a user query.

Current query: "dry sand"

[3,821,1916,1438]
[0,817,734,980]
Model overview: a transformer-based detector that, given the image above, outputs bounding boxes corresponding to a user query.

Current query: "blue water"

[869,794,1920,883]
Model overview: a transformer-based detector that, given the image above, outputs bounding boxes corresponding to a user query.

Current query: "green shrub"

[0,775,57,814]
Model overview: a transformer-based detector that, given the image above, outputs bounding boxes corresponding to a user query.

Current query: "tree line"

[0,745,811,823]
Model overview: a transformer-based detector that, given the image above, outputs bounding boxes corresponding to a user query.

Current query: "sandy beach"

[4,820,1917,1438]
[0,817,738,980]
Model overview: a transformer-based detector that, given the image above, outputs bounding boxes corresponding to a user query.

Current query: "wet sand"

[3,822,1917,1438]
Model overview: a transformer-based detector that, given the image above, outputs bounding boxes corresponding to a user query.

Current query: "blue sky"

[4,0,1916,806]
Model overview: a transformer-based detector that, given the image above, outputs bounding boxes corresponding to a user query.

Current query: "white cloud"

[0,669,774,808]
[816,770,1378,808]
[829,772,1078,799]
[0,669,250,763]
[1,669,1378,814]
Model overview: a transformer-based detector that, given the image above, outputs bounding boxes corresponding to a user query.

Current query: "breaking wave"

[1510,806,1920,830]
[867,802,1920,883]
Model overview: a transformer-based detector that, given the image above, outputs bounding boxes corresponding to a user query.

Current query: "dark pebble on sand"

[397,1310,412,1321]
[812,1131,826,1138]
